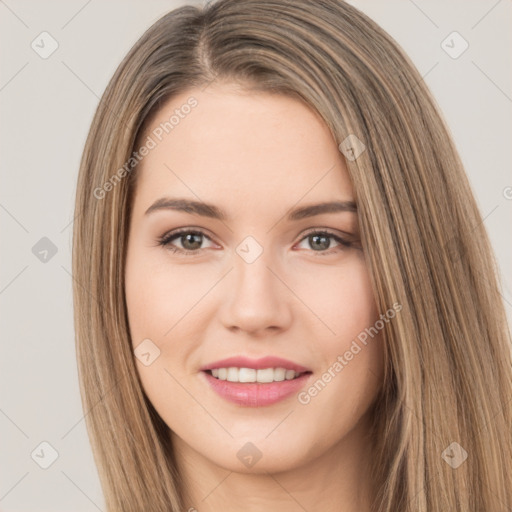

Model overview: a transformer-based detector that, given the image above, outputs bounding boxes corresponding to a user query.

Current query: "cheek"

[124,246,215,346]
[298,255,379,348]
[124,249,206,419]
[294,257,384,412]
[126,246,380,369]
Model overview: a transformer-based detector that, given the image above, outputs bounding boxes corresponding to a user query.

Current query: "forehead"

[133,83,354,213]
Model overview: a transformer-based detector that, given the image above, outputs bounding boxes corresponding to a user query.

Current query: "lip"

[200,356,311,373]
[201,371,312,407]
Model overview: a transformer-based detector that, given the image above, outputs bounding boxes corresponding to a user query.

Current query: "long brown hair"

[72,1,512,510]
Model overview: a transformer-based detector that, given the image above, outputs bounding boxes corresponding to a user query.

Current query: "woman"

[72,0,512,510]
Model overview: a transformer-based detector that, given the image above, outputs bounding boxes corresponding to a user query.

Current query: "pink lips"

[200,356,312,407]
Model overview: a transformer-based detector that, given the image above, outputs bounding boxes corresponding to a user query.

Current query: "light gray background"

[1,0,510,510]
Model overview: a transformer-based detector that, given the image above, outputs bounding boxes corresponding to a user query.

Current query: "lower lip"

[202,371,312,407]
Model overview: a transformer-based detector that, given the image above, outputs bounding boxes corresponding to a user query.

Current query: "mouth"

[201,366,313,407]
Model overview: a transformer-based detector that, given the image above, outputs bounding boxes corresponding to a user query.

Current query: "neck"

[171,411,377,512]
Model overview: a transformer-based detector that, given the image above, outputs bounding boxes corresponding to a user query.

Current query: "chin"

[196,432,313,474]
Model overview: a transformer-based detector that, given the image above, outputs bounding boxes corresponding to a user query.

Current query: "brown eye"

[295,230,353,255]
[177,232,204,251]
[308,233,334,251]
[158,229,215,254]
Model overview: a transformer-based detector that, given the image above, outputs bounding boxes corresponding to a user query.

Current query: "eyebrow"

[144,197,357,221]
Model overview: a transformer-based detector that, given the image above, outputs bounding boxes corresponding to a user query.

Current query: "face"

[124,81,384,475]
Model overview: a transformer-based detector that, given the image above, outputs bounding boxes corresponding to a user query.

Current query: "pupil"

[182,233,202,250]
[311,234,329,251]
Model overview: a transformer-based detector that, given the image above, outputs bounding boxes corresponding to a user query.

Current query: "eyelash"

[156,227,354,256]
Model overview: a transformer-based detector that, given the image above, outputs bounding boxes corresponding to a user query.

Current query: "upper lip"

[201,356,311,373]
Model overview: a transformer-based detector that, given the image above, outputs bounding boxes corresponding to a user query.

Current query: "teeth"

[227,367,238,382]
[273,368,286,381]
[239,368,257,382]
[285,369,296,380]
[210,367,301,383]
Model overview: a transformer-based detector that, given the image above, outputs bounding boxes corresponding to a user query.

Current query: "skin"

[124,81,385,511]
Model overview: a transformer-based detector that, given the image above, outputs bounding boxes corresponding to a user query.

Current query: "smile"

[201,369,312,407]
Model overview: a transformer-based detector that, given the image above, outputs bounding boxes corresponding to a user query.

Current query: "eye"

[157,228,356,256]
[294,230,353,255]
[157,228,217,254]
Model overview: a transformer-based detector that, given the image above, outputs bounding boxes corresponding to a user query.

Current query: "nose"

[218,248,293,336]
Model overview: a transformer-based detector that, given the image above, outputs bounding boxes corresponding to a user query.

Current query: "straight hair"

[72,1,512,510]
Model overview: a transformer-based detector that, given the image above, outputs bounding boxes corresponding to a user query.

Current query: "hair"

[72,0,512,510]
